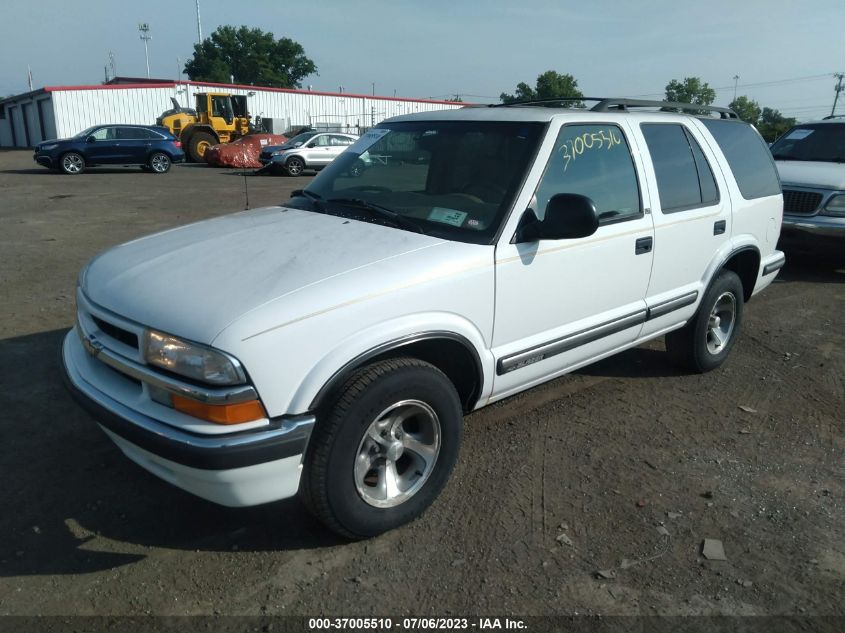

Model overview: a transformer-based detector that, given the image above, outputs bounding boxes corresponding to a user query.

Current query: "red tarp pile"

[204,134,288,168]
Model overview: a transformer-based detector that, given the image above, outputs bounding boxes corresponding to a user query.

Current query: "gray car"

[771,119,845,252]
[259,132,358,176]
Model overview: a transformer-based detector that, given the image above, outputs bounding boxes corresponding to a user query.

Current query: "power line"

[628,72,836,99]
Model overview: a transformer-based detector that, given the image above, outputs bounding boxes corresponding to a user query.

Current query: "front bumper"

[34,153,52,168]
[62,329,314,506]
[782,214,845,238]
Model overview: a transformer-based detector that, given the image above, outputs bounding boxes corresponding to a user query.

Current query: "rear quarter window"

[701,119,781,200]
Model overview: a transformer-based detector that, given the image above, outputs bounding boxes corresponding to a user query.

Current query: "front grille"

[783,190,822,216]
[92,316,139,349]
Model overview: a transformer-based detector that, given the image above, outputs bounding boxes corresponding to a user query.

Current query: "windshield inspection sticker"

[785,128,814,140]
[347,128,391,154]
[428,207,468,227]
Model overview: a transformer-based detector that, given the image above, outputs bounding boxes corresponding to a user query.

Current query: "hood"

[82,207,448,343]
[776,160,845,190]
[262,143,295,154]
[37,138,67,146]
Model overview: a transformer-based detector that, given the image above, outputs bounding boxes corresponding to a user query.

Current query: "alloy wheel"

[706,291,736,355]
[354,399,441,508]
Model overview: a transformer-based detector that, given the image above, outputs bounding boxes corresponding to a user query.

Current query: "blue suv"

[34,124,185,175]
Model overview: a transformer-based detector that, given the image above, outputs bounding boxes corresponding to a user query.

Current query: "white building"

[0,78,464,148]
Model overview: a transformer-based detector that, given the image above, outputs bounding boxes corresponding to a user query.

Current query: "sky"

[1,0,844,121]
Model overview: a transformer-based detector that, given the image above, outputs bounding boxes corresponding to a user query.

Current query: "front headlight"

[822,194,845,217]
[143,330,246,385]
[40,143,59,151]
[271,150,287,156]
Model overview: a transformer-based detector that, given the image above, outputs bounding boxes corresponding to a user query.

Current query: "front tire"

[187,131,215,163]
[300,358,463,539]
[666,269,744,373]
[60,152,85,175]
[285,156,305,176]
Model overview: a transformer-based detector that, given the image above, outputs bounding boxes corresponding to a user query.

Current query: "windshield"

[73,126,98,139]
[770,123,845,163]
[285,132,318,147]
[293,120,545,244]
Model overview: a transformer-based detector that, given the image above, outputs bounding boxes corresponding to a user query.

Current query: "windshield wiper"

[291,188,323,201]
[325,197,426,234]
[288,188,326,212]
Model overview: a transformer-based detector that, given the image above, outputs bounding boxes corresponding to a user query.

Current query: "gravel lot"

[0,149,843,621]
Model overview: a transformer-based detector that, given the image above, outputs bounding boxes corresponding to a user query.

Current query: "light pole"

[732,75,739,103]
[138,23,151,79]
[195,0,203,44]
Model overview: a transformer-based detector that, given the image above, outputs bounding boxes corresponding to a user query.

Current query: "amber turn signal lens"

[171,395,266,425]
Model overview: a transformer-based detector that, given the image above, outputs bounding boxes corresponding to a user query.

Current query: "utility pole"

[732,75,739,103]
[372,82,375,96]
[831,73,844,117]
[138,23,151,79]
[195,0,203,44]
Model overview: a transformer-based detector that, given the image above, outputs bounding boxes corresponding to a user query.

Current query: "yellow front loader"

[156,92,251,162]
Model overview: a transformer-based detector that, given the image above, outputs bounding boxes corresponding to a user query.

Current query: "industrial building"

[0,78,464,148]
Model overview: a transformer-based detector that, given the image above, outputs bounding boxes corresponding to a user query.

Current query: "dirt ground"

[0,149,843,623]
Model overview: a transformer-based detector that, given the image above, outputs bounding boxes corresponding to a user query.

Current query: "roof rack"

[822,114,845,120]
[491,96,738,119]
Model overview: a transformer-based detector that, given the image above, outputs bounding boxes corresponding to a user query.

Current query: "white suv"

[62,98,785,538]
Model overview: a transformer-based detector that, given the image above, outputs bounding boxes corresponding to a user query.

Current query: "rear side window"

[117,127,156,140]
[701,119,780,199]
[641,124,719,213]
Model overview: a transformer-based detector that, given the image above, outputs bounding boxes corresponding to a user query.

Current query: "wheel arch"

[718,245,760,302]
[309,332,485,415]
[181,125,220,145]
[145,147,175,161]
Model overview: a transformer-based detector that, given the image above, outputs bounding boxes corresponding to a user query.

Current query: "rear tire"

[300,357,463,539]
[60,152,85,175]
[187,131,215,163]
[666,269,744,373]
[148,152,171,173]
[285,156,305,176]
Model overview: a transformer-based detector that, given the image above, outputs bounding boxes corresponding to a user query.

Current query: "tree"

[756,107,797,143]
[501,71,584,106]
[729,96,762,125]
[446,95,464,103]
[664,77,716,109]
[184,26,317,88]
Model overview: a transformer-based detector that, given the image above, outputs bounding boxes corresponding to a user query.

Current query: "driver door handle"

[635,236,653,255]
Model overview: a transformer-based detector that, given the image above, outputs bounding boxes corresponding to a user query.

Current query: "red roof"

[43,78,468,106]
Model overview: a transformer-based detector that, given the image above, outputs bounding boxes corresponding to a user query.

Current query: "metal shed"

[0,79,465,148]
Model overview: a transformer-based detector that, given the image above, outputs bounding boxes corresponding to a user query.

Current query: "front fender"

[287,312,494,414]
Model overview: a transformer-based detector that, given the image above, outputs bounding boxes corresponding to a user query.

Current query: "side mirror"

[86,136,96,143]
[515,193,599,243]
